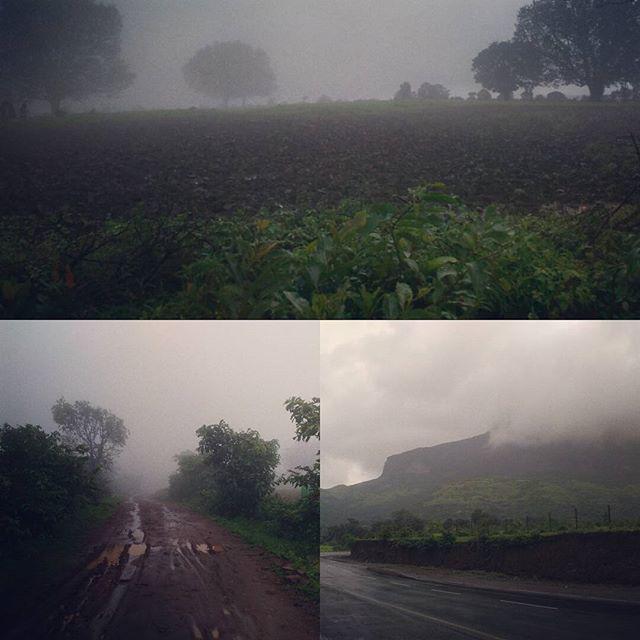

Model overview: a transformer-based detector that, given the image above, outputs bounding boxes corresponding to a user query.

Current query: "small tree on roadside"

[0,0,134,115]
[281,396,320,541]
[197,420,280,515]
[183,41,276,108]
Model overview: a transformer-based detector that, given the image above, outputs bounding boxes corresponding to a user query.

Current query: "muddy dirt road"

[9,499,317,640]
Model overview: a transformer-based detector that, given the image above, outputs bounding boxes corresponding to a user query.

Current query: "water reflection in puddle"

[194,543,223,554]
[128,542,147,559]
[87,544,126,570]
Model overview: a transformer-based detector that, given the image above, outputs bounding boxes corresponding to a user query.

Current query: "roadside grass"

[3,184,638,319]
[0,495,123,623]
[215,515,319,602]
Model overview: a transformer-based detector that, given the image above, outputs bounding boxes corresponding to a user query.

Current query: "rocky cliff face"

[321,431,640,527]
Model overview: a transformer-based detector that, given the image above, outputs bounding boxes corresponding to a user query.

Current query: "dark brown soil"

[2,103,640,219]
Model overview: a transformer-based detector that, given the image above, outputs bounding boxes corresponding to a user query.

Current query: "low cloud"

[321,321,640,488]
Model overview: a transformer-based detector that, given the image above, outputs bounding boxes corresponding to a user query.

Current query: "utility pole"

[573,506,578,530]
[607,504,612,528]
[548,512,552,531]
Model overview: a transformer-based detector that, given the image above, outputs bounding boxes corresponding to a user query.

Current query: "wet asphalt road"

[320,556,640,640]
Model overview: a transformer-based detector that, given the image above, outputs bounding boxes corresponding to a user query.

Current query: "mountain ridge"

[321,431,640,527]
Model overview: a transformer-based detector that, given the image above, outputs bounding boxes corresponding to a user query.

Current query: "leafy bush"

[0,424,98,551]
[3,185,638,319]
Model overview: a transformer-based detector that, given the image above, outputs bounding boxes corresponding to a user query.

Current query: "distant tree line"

[472,0,640,101]
[322,506,640,549]
[394,81,451,101]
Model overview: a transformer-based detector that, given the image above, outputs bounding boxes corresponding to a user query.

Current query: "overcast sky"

[321,321,640,489]
[98,0,524,108]
[0,321,319,493]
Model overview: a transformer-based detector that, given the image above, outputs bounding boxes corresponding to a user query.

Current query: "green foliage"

[3,184,639,319]
[168,450,217,507]
[168,190,614,320]
[0,424,98,549]
[280,397,320,544]
[195,420,280,516]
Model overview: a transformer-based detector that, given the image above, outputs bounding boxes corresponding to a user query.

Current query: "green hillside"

[322,477,640,528]
[321,433,640,529]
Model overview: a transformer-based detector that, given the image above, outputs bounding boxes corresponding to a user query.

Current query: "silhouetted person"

[1,100,16,122]
[19,101,28,119]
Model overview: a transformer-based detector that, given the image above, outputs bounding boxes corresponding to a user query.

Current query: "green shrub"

[0,424,97,551]
[3,185,638,318]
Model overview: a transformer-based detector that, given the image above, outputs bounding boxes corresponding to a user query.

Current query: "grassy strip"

[214,515,319,602]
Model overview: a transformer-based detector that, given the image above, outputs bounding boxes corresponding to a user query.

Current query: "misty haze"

[0,321,320,638]
[1,0,639,320]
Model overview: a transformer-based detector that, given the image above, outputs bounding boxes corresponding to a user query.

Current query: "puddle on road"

[128,542,147,559]
[86,542,147,571]
[86,544,127,570]
[87,501,147,638]
[195,543,223,554]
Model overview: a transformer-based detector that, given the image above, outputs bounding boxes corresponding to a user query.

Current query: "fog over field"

[0,321,319,494]
[321,322,640,488]
[104,0,523,108]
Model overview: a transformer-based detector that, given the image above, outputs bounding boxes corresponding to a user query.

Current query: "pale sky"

[0,321,319,493]
[321,321,640,488]
[94,0,525,108]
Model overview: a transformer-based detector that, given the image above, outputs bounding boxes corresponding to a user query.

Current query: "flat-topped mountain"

[321,431,640,527]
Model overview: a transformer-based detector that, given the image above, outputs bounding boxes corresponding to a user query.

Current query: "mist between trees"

[1,0,640,117]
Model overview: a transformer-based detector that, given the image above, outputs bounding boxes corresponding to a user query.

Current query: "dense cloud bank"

[321,322,640,488]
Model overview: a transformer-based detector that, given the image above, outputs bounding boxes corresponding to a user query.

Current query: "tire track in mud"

[13,499,316,640]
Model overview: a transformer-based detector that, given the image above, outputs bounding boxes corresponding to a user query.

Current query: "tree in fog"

[394,81,414,101]
[473,41,545,100]
[0,0,134,114]
[197,420,279,515]
[51,398,128,472]
[416,82,450,101]
[514,0,640,101]
[183,41,276,108]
